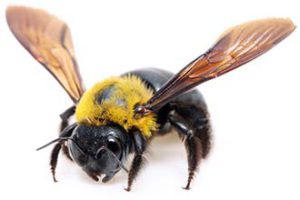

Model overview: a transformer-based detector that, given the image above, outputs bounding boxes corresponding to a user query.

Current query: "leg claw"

[124,187,131,192]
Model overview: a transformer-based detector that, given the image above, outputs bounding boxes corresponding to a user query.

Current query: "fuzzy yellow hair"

[75,75,157,137]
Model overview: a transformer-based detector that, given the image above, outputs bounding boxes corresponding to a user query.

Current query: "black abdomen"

[124,68,207,108]
[124,68,211,157]
[124,68,173,92]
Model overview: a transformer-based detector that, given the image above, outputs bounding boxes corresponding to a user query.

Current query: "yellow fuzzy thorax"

[75,75,157,137]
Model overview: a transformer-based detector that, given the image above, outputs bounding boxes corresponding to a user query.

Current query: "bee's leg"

[125,130,147,192]
[59,105,76,161]
[183,135,203,190]
[60,105,76,131]
[168,105,211,190]
[50,123,76,182]
[50,143,62,182]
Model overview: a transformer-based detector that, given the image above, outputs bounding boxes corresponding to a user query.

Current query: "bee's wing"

[144,18,295,112]
[6,6,85,102]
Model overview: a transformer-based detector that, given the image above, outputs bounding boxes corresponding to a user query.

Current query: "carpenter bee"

[6,6,295,191]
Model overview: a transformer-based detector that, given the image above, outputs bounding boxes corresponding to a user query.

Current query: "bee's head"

[69,124,131,182]
[37,123,131,183]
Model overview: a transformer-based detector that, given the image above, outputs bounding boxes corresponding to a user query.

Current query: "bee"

[6,6,295,191]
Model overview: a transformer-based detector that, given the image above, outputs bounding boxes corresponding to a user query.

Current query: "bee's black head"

[68,124,131,182]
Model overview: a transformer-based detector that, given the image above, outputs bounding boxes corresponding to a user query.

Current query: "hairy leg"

[59,105,76,161]
[168,104,211,189]
[125,130,147,191]
[50,143,62,182]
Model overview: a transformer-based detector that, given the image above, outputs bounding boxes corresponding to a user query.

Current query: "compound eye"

[107,138,121,155]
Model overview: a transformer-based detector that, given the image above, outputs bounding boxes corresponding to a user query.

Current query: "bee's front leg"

[125,130,147,192]
[50,123,77,182]
[59,105,76,161]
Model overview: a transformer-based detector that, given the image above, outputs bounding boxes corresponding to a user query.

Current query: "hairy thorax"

[75,75,157,137]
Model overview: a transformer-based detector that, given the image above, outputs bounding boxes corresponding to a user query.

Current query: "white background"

[0,0,299,199]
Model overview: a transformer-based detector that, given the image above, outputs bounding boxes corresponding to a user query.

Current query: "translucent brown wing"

[142,18,295,112]
[6,6,85,102]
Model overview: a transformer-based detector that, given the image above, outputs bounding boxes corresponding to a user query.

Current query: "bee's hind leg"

[168,101,211,190]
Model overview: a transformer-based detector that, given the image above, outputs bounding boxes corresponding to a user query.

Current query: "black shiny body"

[52,67,211,191]
[127,68,211,152]
[124,68,212,189]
